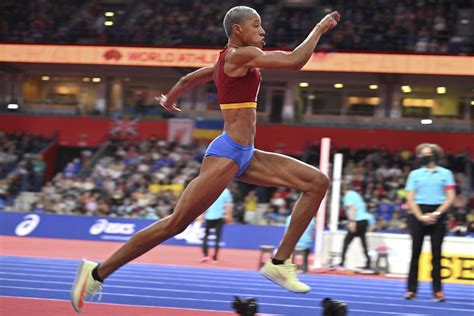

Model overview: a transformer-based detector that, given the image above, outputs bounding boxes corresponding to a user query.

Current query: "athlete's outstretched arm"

[156,65,215,112]
[233,11,340,71]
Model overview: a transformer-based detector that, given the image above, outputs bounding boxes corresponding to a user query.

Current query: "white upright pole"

[329,153,343,232]
[312,137,330,269]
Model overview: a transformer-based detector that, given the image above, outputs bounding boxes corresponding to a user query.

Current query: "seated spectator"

[375,197,396,229]
[244,190,258,224]
[386,210,407,231]
[467,208,474,233]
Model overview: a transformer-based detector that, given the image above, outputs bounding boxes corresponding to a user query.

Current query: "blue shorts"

[204,132,254,177]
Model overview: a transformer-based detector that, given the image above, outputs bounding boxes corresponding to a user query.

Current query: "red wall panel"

[0,115,471,157]
[255,125,473,156]
[0,115,167,147]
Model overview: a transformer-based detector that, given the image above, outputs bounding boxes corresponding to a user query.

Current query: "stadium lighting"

[41,76,50,81]
[299,82,309,88]
[83,77,91,82]
[436,86,446,94]
[308,94,316,100]
[471,100,474,106]
[369,84,378,90]
[420,119,433,125]
[92,77,101,83]
[105,12,114,17]
[334,83,343,89]
[7,103,19,110]
[104,21,114,26]
[401,85,412,93]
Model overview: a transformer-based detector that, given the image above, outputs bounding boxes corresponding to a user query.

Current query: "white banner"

[167,118,194,145]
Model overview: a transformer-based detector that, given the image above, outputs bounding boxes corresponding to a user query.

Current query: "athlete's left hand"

[155,94,182,112]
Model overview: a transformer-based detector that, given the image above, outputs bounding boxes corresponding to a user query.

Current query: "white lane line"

[0,261,470,290]
[2,271,472,306]
[1,281,473,312]
[2,277,473,307]
[0,255,254,272]
[0,270,471,303]
[0,260,471,294]
[0,295,254,315]
[0,288,432,315]
[0,266,470,298]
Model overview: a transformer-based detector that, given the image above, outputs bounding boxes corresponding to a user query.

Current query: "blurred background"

[0,0,473,315]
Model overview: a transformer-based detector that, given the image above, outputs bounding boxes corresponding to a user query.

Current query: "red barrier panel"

[255,124,473,157]
[0,115,167,147]
[0,115,471,156]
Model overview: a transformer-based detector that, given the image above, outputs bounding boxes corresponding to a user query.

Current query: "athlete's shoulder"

[229,46,263,60]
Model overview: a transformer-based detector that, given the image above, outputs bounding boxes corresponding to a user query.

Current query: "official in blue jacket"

[405,143,455,302]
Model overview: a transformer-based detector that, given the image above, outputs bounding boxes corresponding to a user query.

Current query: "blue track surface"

[0,255,473,315]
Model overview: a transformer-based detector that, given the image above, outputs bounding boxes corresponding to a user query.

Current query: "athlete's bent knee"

[166,218,190,236]
[316,171,330,189]
[305,170,330,193]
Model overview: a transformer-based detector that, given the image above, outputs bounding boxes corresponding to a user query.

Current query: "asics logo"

[15,214,40,236]
[89,219,135,235]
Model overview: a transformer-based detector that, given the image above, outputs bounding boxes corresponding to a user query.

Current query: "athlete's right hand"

[155,94,182,112]
[317,11,340,34]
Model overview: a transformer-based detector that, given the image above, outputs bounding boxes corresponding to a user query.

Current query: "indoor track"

[1,254,473,316]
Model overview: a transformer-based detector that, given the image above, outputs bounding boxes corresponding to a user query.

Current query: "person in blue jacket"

[201,188,233,263]
[340,183,375,270]
[404,143,455,302]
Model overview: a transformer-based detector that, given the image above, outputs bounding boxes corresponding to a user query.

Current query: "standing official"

[339,184,375,270]
[202,188,233,263]
[405,143,455,302]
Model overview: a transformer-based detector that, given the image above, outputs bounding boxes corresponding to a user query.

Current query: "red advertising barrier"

[0,115,471,156]
[255,124,473,157]
[0,115,167,147]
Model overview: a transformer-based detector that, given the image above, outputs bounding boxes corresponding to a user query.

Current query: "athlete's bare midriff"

[218,48,258,147]
[222,108,256,146]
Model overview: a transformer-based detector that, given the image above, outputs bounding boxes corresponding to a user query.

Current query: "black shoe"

[334,263,345,270]
[404,292,416,300]
[433,291,446,302]
[357,264,371,270]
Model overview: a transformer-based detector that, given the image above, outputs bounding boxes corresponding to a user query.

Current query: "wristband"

[433,211,441,217]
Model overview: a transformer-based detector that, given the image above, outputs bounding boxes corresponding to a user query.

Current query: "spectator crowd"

[31,138,205,220]
[0,132,51,209]
[1,0,471,55]
[3,135,467,236]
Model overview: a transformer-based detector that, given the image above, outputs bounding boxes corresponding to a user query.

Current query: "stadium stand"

[1,0,471,54]
[0,132,52,209]
[31,139,204,219]
[19,137,471,236]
